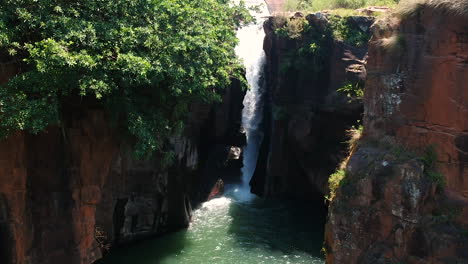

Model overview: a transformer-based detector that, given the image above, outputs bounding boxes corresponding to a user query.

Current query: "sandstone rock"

[326,144,468,263]
[364,4,468,225]
[326,4,468,263]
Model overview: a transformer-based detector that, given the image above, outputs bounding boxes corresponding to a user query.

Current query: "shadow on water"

[96,230,191,264]
[226,194,327,259]
[97,188,327,264]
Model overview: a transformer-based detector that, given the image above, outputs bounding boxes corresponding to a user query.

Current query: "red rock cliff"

[325,4,468,263]
[0,62,246,263]
[364,7,468,202]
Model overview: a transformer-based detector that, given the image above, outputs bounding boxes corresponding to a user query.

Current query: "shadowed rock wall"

[0,63,245,264]
[251,14,373,199]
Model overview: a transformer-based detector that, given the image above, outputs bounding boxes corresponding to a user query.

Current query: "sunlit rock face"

[326,5,468,264]
[364,8,468,199]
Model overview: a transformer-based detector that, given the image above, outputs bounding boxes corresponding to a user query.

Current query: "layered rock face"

[0,65,245,264]
[325,6,468,264]
[365,7,468,204]
[251,14,373,199]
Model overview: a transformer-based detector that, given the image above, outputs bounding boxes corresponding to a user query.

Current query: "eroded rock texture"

[0,63,245,264]
[326,6,468,264]
[251,14,373,199]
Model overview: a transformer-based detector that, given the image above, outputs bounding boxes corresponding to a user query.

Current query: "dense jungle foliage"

[0,0,251,159]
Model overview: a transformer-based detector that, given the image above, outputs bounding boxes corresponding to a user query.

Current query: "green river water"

[99,187,325,264]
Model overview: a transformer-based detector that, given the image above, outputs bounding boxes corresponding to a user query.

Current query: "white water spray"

[234,0,270,198]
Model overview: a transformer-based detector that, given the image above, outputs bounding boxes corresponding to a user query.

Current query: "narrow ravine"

[98,1,325,263]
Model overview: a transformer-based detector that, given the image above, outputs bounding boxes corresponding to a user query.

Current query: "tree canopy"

[0,0,251,159]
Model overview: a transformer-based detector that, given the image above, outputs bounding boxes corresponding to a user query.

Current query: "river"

[98,187,325,264]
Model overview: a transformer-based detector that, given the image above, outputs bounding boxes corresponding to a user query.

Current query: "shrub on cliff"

[272,14,371,78]
[327,169,347,201]
[326,125,362,201]
[0,0,251,159]
[327,16,371,47]
[337,82,364,98]
[272,16,333,75]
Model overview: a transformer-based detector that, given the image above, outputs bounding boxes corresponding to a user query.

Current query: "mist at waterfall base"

[99,192,325,264]
[98,1,325,263]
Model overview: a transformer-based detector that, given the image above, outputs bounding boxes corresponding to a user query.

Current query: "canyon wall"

[325,5,468,264]
[0,61,245,264]
[251,14,373,199]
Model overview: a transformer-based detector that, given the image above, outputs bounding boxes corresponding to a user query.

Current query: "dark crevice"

[113,198,128,244]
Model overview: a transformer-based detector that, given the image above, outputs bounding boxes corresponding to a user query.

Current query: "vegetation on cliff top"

[272,16,332,76]
[285,0,468,19]
[272,14,372,48]
[0,0,251,159]
[272,15,371,85]
[284,0,400,12]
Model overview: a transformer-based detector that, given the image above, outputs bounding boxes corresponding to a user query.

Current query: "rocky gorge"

[0,0,467,263]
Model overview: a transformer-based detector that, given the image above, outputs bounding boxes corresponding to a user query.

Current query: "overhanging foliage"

[0,0,251,159]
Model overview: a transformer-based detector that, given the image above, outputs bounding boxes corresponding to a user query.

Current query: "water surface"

[99,187,325,264]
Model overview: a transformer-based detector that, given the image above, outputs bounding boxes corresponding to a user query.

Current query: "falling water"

[98,2,325,263]
[235,0,269,196]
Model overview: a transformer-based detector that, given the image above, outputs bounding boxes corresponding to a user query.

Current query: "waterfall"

[100,5,327,263]
[235,0,269,198]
